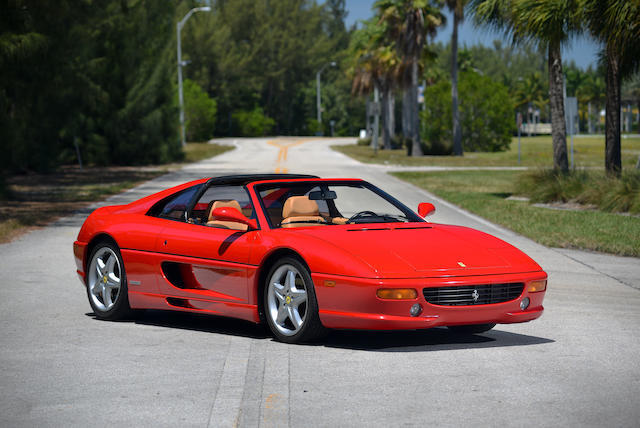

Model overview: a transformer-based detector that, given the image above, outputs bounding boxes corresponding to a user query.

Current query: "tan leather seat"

[206,200,248,231]
[280,196,327,228]
[331,217,349,225]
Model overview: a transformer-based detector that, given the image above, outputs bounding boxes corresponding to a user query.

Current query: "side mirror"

[210,207,258,230]
[418,202,436,218]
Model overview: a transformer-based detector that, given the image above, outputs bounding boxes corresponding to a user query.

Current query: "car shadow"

[87,310,553,352]
[322,328,554,352]
[85,310,270,340]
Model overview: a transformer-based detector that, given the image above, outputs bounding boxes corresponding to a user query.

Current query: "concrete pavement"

[0,137,638,427]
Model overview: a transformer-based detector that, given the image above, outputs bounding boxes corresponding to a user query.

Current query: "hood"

[293,223,541,278]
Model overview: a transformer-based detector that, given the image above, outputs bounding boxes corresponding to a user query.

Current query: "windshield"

[256,181,422,228]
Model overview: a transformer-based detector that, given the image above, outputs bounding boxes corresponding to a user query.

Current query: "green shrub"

[184,79,217,142]
[401,137,445,156]
[306,118,322,136]
[516,169,640,214]
[0,176,7,200]
[388,135,404,150]
[232,107,275,137]
[594,172,640,214]
[421,71,514,153]
[357,137,371,146]
[517,169,589,203]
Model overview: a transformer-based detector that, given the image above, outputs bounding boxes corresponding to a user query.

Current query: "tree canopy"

[2,0,639,181]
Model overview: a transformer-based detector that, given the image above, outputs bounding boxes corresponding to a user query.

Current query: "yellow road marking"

[267,138,319,173]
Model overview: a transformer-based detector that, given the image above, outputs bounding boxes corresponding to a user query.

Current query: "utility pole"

[177,6,211,147]
[315,61,336,135]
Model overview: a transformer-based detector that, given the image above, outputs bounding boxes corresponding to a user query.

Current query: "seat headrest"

[208,200,242,221]
[282,196,319,218]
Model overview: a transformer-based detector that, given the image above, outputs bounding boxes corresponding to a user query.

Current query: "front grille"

[423,283,524,306]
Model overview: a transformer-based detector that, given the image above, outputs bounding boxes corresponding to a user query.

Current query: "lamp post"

[316,61,336,135]
[177,6,211,147]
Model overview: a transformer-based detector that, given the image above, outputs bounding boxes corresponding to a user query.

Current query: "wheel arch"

[85,233,120,274]
[255,248,310,323]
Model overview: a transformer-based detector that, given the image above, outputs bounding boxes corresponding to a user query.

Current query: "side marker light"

[376,288,418,300]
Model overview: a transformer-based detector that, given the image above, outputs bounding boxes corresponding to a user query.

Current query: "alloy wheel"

[88,246,122,312]
[266,264,309,336]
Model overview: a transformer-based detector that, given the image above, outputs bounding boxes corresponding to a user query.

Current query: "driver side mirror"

[210,207,258,230]
[418,202,436,218]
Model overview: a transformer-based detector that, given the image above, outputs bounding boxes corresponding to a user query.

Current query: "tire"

[447,323,496,335]
[86,241,131,320]
[263,257,326,343]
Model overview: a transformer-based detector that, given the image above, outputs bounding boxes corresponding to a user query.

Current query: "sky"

[344,0,601,70]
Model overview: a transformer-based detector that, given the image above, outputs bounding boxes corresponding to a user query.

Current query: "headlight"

[376,288,418,300]
[528,279,547,293]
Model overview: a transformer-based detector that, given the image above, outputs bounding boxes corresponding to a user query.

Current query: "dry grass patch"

[0,166,166,243]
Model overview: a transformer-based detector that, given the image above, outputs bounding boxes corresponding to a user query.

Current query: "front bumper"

[313,271,546,330]
[73,240,87,286]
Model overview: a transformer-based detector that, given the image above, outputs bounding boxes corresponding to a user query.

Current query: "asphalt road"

[1,137,639,427]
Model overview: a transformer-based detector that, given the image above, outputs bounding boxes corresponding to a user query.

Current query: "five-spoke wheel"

[87,242,130,320]
[264,257,325,343]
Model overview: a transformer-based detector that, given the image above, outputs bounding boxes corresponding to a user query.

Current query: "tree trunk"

[402,89,411,139]
[411,60,423,156]
[451,12,462,156]
[372,85,380,152]
[548,42,568,172]
[605,47,621,176]
[388,91,395,143]
[588,101,593,134]
[381,85,391,150]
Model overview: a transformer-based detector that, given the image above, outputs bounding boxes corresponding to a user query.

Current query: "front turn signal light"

[376,288,417,300]
[528,280,547,293]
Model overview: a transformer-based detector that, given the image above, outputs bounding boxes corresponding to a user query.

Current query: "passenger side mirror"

[210,207,258,230]
[418,202,436,218]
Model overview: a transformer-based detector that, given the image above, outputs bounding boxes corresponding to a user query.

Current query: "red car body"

[74,174,546,336]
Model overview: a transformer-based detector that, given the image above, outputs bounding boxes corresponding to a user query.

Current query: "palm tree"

[575,68,605,134]
[624,75,640,135]
[376,0,445,156]
[471,0,581,172]
[581,0,640,176]
[445,0,469,156]
[513,71,547,134]
[350,20,400,150]
[564,66,585,132]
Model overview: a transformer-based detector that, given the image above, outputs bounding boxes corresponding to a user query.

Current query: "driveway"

[1,137,638,427]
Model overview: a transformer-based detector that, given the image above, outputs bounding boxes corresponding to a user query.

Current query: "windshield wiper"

[349,213,408,224]
[380,214,409,223]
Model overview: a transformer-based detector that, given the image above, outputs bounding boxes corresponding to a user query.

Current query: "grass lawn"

[393,170,640,257]
[334,135,640,168]
[0,142,233,243]
[182,141,234,163]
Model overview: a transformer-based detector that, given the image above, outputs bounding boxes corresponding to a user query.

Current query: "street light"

[316,61,336,135]
[177,6,211,147]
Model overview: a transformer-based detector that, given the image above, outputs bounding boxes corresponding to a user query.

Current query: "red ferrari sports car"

[73,174,547,343]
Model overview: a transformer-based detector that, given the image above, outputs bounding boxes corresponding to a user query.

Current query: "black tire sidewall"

[86,241,130,320]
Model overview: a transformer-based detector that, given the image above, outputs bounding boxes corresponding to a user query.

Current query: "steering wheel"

[347,210,378,224]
